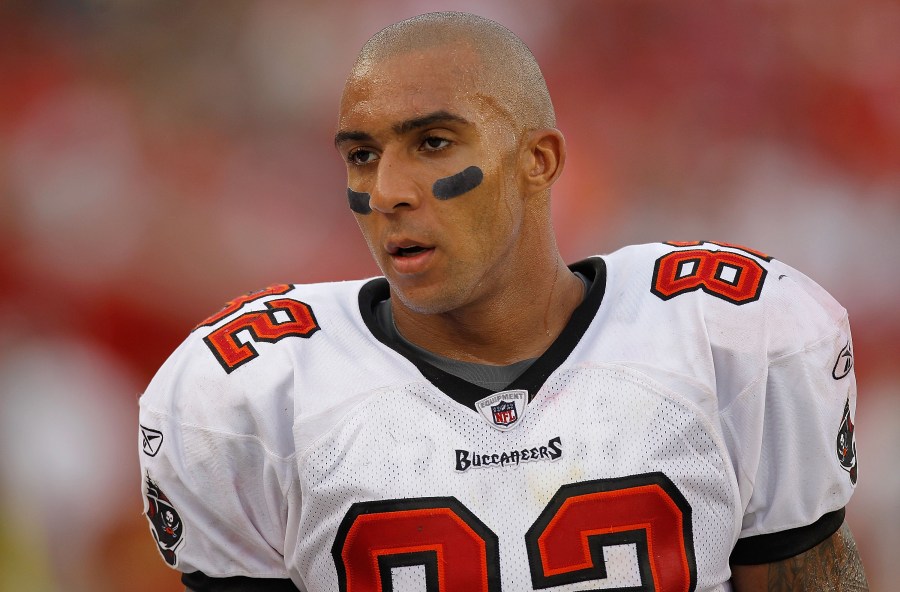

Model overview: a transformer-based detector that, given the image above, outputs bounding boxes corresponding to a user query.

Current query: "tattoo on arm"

[763,522,869,591]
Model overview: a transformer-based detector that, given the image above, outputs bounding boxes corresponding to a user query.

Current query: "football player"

[139,11,867,591]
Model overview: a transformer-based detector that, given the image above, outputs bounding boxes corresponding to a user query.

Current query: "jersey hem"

[729,507,845,565]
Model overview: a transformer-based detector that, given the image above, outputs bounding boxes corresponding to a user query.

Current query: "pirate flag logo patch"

[144,473,185,565]
[836,397,858,486]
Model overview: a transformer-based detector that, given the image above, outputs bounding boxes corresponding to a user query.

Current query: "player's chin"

[390,280,463,316]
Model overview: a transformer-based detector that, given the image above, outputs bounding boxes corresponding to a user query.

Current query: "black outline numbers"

[332,497,501,592]
[203,297,319,373]
[332,475,695,592]
[526,473,696,591]
[653,243,769,305]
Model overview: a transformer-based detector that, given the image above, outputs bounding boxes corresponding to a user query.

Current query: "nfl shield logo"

[475,390,528,431]
[491,400,518,427]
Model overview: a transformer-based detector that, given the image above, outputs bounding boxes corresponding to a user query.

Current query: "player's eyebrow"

[392,110,471,135]
[334,110,471,148]
[334,130,373,148]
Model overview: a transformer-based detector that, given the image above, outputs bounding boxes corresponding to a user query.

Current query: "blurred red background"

[1,2,897,590]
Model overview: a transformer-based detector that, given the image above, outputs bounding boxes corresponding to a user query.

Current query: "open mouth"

[387,241,434,257]
[385,241,436,273]
[395,245,429,257]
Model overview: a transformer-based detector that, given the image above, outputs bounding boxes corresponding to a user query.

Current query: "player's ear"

[519,128,566,194]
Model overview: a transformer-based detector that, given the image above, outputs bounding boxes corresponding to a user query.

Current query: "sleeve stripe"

[182,572,299,591]
[730,507,845,565]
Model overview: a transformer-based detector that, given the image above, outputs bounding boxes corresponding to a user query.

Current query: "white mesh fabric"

[290,365,738,591]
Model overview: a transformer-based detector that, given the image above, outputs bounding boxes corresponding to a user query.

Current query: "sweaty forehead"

[352,38,480,80]
[339,45,514,132]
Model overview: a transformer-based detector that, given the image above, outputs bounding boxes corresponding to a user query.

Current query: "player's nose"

[369,153,423,213]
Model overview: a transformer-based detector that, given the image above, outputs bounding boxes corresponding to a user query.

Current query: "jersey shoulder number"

[195,284,320,373]
[651,240,772,305]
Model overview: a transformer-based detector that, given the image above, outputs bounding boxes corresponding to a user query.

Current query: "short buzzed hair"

[351,11,556,131]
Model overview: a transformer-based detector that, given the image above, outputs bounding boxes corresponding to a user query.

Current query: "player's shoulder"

[600,241,848,347]
[139,278,373,435]
[603,240,843,306]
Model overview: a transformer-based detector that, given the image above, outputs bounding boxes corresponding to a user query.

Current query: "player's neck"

[391,256,584,365]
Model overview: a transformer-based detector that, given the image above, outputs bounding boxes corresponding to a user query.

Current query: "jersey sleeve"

[720,259,859,564]
[138,327,299,582]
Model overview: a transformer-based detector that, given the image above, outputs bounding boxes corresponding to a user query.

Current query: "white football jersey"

[139,241,858,592]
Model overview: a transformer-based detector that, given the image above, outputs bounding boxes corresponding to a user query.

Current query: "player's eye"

[421,136,450,151]
[347,148,378,165]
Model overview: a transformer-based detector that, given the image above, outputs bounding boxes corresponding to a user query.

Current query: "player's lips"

[385,240,436,274]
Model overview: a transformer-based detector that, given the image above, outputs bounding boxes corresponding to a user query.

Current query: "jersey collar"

[358,257,607,409]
